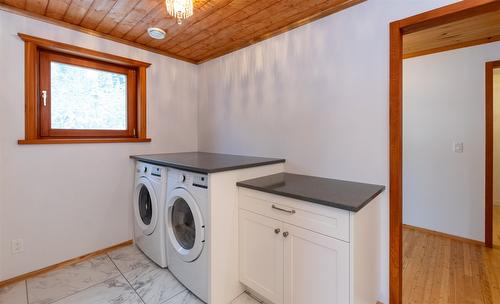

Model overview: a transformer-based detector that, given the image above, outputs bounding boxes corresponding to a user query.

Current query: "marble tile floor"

[0,245,260,304]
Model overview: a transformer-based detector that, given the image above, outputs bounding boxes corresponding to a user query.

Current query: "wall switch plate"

[11,239,24,254]
[453,142,464,153]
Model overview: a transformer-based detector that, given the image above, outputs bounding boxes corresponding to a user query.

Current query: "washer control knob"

[178,174,186,183]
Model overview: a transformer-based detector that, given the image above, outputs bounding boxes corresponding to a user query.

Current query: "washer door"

[134,177,158,236]
[167,188,205,262]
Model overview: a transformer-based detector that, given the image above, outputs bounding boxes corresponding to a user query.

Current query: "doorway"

[389,1,500,303]
[487,61,500,248]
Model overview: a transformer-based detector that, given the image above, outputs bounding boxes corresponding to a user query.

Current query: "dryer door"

[134,177,158,236]
[167,188,205,262]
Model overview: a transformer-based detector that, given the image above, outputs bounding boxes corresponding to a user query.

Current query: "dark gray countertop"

[237,173,385,212]
[130,152,285,174]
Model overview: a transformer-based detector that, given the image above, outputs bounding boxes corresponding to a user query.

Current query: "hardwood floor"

[403,227,500,303]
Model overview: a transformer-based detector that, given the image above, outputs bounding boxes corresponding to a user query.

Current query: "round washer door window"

[172,197,196,250]
[138,185,153,225]
[167,188,204,262]
[134,177,158,235]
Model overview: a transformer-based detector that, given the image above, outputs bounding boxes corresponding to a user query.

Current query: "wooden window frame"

[18,33,151,144]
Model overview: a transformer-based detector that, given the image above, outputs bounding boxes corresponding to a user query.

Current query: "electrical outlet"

[11,239,24,254]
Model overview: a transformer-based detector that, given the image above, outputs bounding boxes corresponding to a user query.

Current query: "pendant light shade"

[165,0,193,25]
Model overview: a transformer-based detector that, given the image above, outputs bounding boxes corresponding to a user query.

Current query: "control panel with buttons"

[136,162,163,179]
[193,174,208,188]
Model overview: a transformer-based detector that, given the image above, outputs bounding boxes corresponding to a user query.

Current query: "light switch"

[453,142,464,153]
[11,239,24,254]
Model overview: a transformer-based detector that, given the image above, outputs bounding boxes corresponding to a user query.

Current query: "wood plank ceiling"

[403,8,500,59]
[0,0,364,64]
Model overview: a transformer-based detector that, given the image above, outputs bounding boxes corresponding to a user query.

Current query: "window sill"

[18,138,152,145]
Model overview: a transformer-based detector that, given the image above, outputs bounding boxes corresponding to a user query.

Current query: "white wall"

[403,42,500,241]
[2,1,479,301]
[0,10,199,280]
[494,69,500,205]
[197,0,458,302]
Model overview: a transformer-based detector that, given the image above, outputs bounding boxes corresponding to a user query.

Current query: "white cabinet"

[239,211,349,304]
[208,163,285,304]
[283,223,349,304]
[239,209,284,304]
[238,188,381,304]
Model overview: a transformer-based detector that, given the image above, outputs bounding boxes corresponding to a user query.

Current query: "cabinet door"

[240,209,284,304]
[283,223,349,304]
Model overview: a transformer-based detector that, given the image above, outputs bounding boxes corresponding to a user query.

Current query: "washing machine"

[133,161,168,268]
[166,168,209,303]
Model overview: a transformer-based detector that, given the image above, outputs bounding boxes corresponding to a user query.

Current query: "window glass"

[172,198,196,250]
[138,185,153,225]
[50,62,127,130]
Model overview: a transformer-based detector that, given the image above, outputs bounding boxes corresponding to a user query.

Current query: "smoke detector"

[147,27,166,40]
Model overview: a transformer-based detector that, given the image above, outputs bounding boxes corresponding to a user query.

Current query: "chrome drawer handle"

[272,204,296,214]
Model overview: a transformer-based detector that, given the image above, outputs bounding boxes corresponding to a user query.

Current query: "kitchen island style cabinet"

[237,173,385,304]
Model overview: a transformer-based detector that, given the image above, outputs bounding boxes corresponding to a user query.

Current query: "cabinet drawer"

[239,188,350,242]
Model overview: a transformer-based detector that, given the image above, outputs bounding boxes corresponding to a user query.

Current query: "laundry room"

[1,1,500,304]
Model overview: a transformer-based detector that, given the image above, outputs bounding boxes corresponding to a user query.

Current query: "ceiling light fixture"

[147,27,167,40]
[165,0,193,25]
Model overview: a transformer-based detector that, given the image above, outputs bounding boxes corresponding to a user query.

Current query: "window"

[19,34,151,144]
